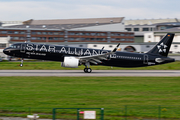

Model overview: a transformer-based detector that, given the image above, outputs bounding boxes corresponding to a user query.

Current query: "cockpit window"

[9,45,16,48]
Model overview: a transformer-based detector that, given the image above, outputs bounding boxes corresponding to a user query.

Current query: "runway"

[0,70,180,76]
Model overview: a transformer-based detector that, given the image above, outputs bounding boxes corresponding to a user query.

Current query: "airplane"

[3,33,175,73]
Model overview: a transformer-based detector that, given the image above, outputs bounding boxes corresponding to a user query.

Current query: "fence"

[1,105,180,120]
[52,108,104,120]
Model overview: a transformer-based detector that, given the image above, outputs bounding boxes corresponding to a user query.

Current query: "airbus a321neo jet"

[3,33,175,73]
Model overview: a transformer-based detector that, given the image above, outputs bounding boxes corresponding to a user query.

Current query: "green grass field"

[1,76,180,119]
[0,61,180,70]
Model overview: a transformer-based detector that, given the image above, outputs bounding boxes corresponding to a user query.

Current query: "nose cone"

[3,48,9,55]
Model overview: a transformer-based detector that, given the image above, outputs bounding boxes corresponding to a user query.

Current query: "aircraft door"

[143,54,148,64]
[20,43,26,53]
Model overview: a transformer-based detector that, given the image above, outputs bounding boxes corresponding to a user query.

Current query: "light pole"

[26,25,31,42]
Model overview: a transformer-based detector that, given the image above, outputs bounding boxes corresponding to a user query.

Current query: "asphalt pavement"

[0,70,180,76]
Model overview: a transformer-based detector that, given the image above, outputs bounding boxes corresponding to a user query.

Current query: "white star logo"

[157,42,168,53]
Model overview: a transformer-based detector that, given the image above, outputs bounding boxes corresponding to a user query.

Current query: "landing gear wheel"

[87,68,92,73]
[84,68,92,73]
[20,63,23,67]
[84,68,87,73]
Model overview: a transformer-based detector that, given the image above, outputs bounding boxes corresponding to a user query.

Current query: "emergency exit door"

[143,54,148,64]
[20,43,26,53]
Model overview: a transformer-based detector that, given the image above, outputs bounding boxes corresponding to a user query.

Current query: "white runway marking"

[0,70,180,76]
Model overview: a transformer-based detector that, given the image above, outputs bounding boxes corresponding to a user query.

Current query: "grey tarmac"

[0,70,180,76]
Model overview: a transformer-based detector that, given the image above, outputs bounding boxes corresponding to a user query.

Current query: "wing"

[79,43,120,64]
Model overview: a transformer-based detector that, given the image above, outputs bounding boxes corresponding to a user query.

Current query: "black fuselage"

[3,43,175,68]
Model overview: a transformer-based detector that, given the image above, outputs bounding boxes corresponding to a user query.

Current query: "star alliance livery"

[3,33,175,73]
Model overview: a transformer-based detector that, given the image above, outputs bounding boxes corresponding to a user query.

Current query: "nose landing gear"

[20,58,24,67]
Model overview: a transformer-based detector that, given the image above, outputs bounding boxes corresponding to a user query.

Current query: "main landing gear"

[84,68,92,73]
[84,62,92,73]
[20,58,24,67]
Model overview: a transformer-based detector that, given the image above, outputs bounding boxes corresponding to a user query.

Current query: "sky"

[0,0,180,21]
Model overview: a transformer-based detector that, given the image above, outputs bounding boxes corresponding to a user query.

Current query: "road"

[0,70,180,76]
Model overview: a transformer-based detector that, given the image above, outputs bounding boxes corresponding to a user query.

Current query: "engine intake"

[61,56,79,68]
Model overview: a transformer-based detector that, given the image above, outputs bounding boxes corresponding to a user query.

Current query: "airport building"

[0,17,135,58]
[0,17,135,44]
[124,18,180,54]
[0,20,23,27]
[0,28,134,43]
[144,27,180,53]
[125,18,180,42]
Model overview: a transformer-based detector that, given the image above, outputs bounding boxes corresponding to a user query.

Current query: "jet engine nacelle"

[61,56,79,68]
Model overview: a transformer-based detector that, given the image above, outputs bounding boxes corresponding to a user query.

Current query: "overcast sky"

[0,0,180,21]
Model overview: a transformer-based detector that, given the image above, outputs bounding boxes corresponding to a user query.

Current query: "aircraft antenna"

[101,47,104,50]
